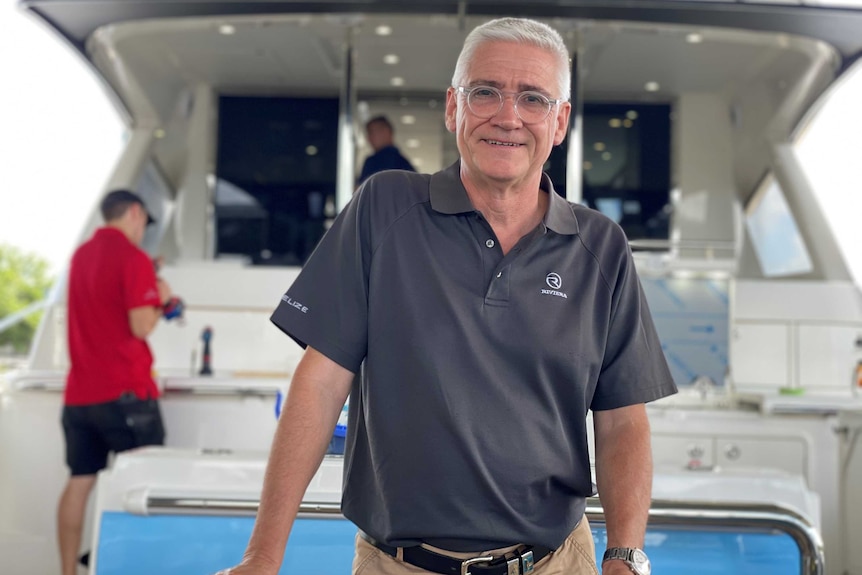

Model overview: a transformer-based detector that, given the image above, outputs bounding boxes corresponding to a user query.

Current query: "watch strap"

[602,547,650,575]
[603,547,634,562]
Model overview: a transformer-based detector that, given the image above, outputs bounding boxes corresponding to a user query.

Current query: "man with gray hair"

[218,17,674,575]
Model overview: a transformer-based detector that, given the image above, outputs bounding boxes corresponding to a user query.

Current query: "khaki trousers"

[352,517,599,575]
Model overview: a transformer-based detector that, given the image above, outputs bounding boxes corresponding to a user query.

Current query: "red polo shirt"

[65,227,162,405]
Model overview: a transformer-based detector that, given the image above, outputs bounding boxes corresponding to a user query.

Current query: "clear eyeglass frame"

[454,85,566,124]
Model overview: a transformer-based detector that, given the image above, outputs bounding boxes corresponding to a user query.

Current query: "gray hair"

[452,18,571,101]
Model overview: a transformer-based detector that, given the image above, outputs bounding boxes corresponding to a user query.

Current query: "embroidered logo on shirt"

[541,272,568,299]
[281,294,309,313]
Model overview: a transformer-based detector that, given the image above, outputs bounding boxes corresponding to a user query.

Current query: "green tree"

[0,244,54,354]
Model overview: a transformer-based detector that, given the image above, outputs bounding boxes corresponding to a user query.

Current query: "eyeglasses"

[455,85,565,124]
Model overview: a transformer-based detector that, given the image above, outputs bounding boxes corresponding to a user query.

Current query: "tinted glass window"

[545,103,671,242]
[745,175,813,277]
[216,96,339,265]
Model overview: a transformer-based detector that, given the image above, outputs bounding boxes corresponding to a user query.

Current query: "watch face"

[630,548,651,575]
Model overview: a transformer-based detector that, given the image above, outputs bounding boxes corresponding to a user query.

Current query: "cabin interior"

[3,4,862,575]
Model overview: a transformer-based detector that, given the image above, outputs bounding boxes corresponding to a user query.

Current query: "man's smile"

[483,139,523,147]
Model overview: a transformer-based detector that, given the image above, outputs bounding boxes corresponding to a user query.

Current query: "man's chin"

[478,162,531,185]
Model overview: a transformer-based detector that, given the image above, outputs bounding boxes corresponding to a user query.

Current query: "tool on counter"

[199,326,213,376]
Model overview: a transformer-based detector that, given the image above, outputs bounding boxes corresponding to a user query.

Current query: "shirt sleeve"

[591,243,677,410]
[123,249,161,311]
[270,187,373,373]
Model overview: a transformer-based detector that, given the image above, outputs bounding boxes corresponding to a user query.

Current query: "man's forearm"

[129,305,162,339]
[240,347,353,572]
[593,404,653,549]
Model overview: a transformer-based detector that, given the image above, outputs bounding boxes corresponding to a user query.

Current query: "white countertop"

[734,388,862,414]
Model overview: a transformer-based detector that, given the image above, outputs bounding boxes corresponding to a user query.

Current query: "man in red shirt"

[57,189,172,575]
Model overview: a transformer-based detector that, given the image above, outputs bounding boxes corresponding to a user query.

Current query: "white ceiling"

[91,12,833,172]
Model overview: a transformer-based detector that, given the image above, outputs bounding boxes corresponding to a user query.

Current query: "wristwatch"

[602,547,651,575]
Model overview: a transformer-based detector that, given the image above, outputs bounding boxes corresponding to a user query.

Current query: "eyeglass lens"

[466,87,552,123]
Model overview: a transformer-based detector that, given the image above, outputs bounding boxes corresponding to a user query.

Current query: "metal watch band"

[602,547,650,575]
[602,547,634,562]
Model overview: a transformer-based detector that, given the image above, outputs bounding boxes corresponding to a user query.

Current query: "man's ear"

[553,102,572,146]
[444,88,458,134]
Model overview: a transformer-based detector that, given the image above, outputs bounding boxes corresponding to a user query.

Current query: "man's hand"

[157,278,172,306]
[214,556,280,575]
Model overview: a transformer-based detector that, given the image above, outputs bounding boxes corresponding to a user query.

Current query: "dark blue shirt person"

[357,115,415,185]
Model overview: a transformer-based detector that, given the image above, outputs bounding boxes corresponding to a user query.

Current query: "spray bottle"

[328,399,349,455]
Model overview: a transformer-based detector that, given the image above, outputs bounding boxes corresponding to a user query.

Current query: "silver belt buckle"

[521,550,535,574]
[460,555,494,575]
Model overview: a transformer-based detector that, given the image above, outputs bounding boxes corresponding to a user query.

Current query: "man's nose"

[493,94,522,125]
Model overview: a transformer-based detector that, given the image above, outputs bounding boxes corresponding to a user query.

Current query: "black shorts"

[61,393,166,476]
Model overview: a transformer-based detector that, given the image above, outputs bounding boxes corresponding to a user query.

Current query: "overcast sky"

[0,2,124,274]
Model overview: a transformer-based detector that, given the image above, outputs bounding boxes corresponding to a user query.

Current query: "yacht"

[2,1,862,573]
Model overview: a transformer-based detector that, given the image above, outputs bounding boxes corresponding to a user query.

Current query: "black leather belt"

[359,531,553,575]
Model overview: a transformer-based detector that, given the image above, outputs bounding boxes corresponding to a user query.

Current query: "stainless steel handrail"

[132,494,823,574]
[587,498,824,575]
[162,385,278,398]
[142,497,344,518]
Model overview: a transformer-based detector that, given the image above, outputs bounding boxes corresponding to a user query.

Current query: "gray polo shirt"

[271,161,676,551]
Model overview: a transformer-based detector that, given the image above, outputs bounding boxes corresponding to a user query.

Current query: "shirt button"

[485,239,495,248]
[496,271,502,278]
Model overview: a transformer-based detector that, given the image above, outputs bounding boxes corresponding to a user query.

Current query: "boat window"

[550,103,672,242]
[641,276,730,390]
[215,96,339,266]
[744,175,813,277]
[794,61,862,287]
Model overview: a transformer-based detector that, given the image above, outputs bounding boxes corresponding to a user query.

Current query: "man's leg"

[57,474,97,575]
[57,397,164,575]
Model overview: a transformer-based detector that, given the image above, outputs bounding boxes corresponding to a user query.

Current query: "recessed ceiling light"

[583,161,593,170]
[219,24,235,35]
[406,139,420,149]
[375,25,392,36]
[626,110,638,120]
[401,115,416,125]
[602,152,612,161]
[383,54,400,65]
[608,118,622,128]
[623,119,634,128]
[644,81,660,92]
[686,33,703,44]
[391,77,405,87]
[593,142,605,152]
[306,145,319,156]
[153,128,165,139]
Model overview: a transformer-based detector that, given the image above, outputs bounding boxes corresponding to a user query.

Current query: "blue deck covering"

[95,513,801,574]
